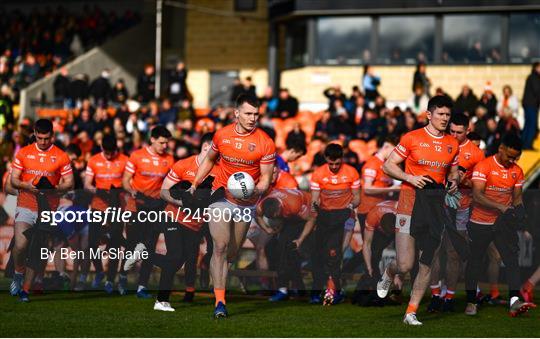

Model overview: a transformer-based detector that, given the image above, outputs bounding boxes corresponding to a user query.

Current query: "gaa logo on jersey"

[248,143,256,152]
[447,146,453,154]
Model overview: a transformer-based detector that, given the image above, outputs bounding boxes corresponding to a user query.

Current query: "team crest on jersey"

[464,153,471,160]
[248,143,256,152]
[51,156,56,163]
[399,217,407,227]
[512,172,517,179]
[447,145,453,154]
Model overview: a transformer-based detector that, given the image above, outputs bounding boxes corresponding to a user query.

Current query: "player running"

[84,134,129,294]
[189,94,276,318]
[428,113,484,312]
[10,119,74,302]
[376,95,460,325]
[464,133,536,317]
[122,126,174,298]
[256,188,315,302]
[310,143,360,305]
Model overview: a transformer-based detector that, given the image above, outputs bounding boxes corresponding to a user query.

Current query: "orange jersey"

[457,140,485,208]
[310,163,360,210]
[125,147,174,198]
[470,156,524,225]
[86,152,129,211]
[358,154,394,214]
[365,200,397,232]
[12,143,72,211]
[273,170,298,189]
[257,189,312,220]
[393,127,459,190]
[164,155,211,231]
[211,123,276,205]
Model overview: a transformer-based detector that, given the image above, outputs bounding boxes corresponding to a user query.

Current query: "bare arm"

[472,180,509,213]
[363,177,400,196]
[255,214,278,235]
[191,148,218,189]
[56,173,74,194]
[311,189,320,208]
[122,171,137,197]
[351,186,360,209]
[512,186,523,207]
[10,168,37,193]
[293,215,316,247]
[83,173,96,194]
[362,229,374,277]
[383,152,432,188]
[446,164,460,194]
[254,162,274,197]
[160,176,183,207]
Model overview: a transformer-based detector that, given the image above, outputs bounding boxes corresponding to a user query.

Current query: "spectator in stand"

[0,85,14,129]
[408,84,430,115]
[497,85,520,121]
[362,65,381,103]
[259,86,278,117]
[111,79,129,105]
[177,99,195,122]
[159,98,177,127]
[323,85,348,114]
[137,64,156,103]
[167,61,188,103]
[53,67,71,107]
[285,122,307,148]
[353,95,367,127]
[467,41,484,62]
[412,62,431,97]
[275,88,299,119]
[70,73,90,107]
[478,82,497,116]
[230,77,243,104]
[315,111,335,141]
[342,140,361,172]
[20,53,40,86]
[356,109,384,141]
[522,62,540,150]
[434,87,453,106]
[404,109,421,132]
[472,106,490,141]
[454,85,478,116]
[484,117,499,155]
[89,68,112,107]
[76,108,96,137]
[242,76,257,98]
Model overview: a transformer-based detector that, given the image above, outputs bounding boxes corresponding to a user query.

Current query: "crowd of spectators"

[1,61,539,190]
[0,6,141,114]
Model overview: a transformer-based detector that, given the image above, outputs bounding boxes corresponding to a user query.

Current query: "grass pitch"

[1,277,539,338]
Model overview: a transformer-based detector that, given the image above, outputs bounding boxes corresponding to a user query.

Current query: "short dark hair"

[262,198,281,219]
[450,113,469,128]
[377,135,399,148]
[34,118,53,134]
[286,139,307,155]
[235,93,259,109]
[150,125,172,139]
[101,134,118,152]
[324,143,343,160]
[380,213,396,234]
[200,132,214,146]
[427,95,453,113]
[501,133,522,152]
[466,131,482,141]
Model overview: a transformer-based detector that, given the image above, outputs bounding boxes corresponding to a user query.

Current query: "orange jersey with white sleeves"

[470,156,524,225]
[310,163,360,210]
[358,154,394,214]
[273,170,298,189]
[12,143,72,211]
[365,200,397,232]
[393,127,459,190]
[125,147,174,198]
[86,152,129,211]
[256,189,312,220]
[210,123,276,205]
[457,140,485,208]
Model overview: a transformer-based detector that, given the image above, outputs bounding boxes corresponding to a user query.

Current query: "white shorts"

[455,208,470,232]
[395,213,411,234]
[14,207,38,225]
[208,198,256,224]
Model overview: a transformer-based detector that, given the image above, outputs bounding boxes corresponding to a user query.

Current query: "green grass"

[1,278,539,337]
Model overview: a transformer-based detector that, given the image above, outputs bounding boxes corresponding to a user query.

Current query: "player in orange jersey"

[257,188,315,302]
[84,134,129,294]
[122,125,174,298]
[310,143,360,305]
[10,119,74,302]
[376,96,460,325]
[245,164,299,293]
[152,133,216,311]
[189,94,276,318]
[428,113,485,312]
[465,133,536,317]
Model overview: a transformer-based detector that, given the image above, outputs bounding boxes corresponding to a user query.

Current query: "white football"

[227,172,255,200]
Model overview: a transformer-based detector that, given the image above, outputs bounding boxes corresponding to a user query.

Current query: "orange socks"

[445,290,455,300]
[490,284,500,299]
[523,280,534,293]
[185,286,195,293]
[214,288,226,306]
[431,285,441,297]
[406,303,418,314]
